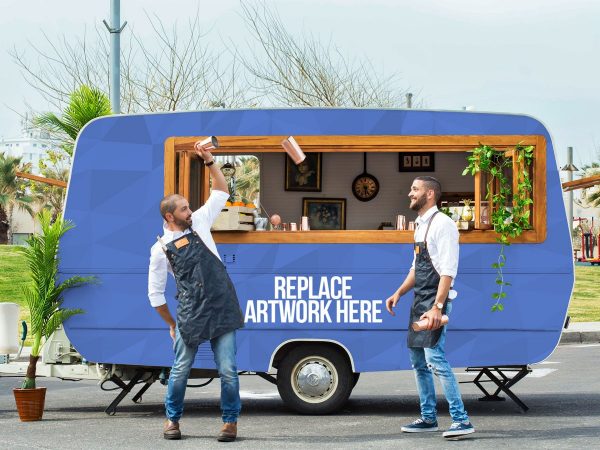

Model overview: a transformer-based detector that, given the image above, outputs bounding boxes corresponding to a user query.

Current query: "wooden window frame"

[165,135,547,244]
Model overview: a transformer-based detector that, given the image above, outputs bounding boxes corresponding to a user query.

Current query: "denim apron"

[163,230,244,348]
[407,211,448,348]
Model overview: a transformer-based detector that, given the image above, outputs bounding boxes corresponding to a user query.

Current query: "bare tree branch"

[237,1,414,108]
[10,2,418,125]
[10,10,251,116]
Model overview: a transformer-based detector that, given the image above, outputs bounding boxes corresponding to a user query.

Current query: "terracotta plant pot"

[13,387,46,421]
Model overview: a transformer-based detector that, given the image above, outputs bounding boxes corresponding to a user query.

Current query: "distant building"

[0,116,60,175]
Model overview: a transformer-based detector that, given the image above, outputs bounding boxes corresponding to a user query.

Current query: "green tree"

[28,149,70,221]
[235,156,260,204]
[0,153,34,244]
[34,85,112,156]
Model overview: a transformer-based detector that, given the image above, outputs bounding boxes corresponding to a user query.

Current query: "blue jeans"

[165,328,241,423]
[408,303,470,424]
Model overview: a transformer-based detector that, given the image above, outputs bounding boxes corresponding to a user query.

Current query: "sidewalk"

[560,321,600,344]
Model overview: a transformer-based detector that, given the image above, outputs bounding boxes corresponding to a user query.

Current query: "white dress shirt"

[410,205,459,283]
[147,190,229,307]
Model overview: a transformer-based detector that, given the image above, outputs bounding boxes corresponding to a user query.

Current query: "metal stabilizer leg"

[104,370,145,416]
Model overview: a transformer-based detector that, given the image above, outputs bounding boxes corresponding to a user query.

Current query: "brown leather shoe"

[217,422,237,442]
[163,420,181,440]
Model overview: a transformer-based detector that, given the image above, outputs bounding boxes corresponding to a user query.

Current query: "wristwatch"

[204,159,215,167]
[435,302,444,310]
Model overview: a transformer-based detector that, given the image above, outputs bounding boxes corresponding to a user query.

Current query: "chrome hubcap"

[292,356,338,403]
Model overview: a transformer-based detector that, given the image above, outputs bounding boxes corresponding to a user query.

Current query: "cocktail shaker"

[196,136,219,151]
[281,136,306,165]
[412,315,449,331]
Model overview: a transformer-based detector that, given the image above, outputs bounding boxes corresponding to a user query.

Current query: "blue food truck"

[58,108,573,414]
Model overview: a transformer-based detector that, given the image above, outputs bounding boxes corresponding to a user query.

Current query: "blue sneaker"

[401,418,439,433]
[443,422,475,438]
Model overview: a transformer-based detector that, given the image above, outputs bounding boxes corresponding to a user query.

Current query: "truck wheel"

[277,345,353,414]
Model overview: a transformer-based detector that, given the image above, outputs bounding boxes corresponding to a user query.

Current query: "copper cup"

[281,136,306,165]
[396,215,406,230]
[412,315,449,331]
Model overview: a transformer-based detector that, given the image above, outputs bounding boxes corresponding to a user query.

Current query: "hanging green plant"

[462,143,534,311]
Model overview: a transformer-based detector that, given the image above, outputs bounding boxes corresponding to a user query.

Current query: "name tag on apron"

[175,236,190,249]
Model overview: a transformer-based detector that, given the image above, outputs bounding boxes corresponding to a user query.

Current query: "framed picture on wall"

[302,198,346,230]
[285,153,322,191]
[399,152,435,172]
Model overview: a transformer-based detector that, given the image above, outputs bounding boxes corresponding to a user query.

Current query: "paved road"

[2,344,599,449]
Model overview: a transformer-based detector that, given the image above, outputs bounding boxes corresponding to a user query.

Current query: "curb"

[560,331,600,345]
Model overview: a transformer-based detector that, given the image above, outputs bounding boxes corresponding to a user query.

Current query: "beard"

[174,215,192,229]
[409,194,427,212]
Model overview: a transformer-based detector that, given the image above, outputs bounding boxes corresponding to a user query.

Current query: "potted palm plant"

[13,210,95,421]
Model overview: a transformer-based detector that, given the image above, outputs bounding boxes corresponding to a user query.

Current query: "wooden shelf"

[213,229,543,244]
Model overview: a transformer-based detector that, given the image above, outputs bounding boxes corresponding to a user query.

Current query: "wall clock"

[352,153,379,201]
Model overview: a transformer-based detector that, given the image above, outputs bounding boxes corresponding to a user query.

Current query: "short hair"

[160,194,184,220]
[414,176,442,203]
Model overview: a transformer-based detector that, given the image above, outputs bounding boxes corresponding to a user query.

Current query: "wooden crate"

[212,206,255,231]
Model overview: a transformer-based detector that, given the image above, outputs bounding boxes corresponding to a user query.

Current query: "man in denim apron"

[386,176,475,439]
[148,141,243,442]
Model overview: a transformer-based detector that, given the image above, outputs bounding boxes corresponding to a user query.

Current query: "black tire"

[276,345,353,414]
[352,372,361,388]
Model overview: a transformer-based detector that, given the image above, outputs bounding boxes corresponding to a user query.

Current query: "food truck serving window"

[164,135,547,244]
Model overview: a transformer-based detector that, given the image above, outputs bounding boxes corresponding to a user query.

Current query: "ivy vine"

[462,143,534,311]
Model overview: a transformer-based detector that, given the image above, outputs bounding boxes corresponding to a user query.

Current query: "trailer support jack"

[461,365,532,412]
[104,369,155,416]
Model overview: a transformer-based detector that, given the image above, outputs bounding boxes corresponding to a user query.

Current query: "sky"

[0,0,598,169]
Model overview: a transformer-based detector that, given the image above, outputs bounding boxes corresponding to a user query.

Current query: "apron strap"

[156,235,168,253]
[422,211,439,243]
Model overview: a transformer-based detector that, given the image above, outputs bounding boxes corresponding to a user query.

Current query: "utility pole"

[103,0,127,114]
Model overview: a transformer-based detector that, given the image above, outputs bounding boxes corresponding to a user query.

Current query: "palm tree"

[31,166,69,222]
[575,162,600,208]
[20,210,95,389]
[29,149,70,221]
[0,153,34,244]
[34,85,112,156]
[26,85,111,219]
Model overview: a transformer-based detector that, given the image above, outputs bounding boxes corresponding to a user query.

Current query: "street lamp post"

[561,146,578,237]
[103,0,127,114]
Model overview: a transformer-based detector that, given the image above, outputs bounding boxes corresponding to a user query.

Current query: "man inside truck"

[148,140,244,442]
[385,176,475,439]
